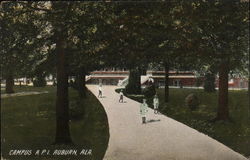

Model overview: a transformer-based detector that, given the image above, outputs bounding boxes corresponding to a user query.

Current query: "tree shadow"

[154,112,162,115]
[147,119,161,123]
[119,101,127,103]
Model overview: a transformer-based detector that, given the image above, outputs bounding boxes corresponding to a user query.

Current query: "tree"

[12,1,74,144]
[102,2,162,94]
[191,0,249,120]
[147,1,200,102]
[67,3,112,97]
[48,1,73,144]
[0,2,42,93]
[14,1,116,144]
[203,65,217,92]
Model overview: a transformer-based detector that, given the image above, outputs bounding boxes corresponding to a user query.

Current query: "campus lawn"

[1,86,109,160]
[1,85,53,94]
[117,88,250,157]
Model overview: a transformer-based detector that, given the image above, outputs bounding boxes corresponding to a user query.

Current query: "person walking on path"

[98,83,102,98]
[153,94,159,114]
[119,90,124,103]
[140,99,148,124]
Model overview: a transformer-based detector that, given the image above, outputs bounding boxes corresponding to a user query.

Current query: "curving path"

[87,85,247,160]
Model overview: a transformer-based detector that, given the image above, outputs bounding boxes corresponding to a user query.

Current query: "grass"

[1,85,51,94]
[1,86,109,160]
[116,88,250,157]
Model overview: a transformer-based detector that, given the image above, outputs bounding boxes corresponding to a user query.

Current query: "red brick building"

[86,70,248,89]
[86,70,200,87]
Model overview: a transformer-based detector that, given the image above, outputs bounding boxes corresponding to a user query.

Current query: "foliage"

[1,0,249,151]
[0,2,49,79]
[191,0,249,69]
[142,85,156,99]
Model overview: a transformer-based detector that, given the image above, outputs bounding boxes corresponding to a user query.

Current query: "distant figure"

[153,94,159,114]
[140,99,148,124]
[98,84,102,98]
[119,90,124,103]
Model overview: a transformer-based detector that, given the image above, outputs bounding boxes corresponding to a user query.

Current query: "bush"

[185,93,199,110]
[142,85,156,98]
[33,76,47,87]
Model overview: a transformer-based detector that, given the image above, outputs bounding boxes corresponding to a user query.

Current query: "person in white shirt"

[153,94,159,114]
[98,84,102,98]
[140,99,148,124]
[119,90,124,103]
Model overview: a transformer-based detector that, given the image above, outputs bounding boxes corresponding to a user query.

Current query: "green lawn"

[1,86,109,160]
[1,85,49,94]
[117,88,250,157]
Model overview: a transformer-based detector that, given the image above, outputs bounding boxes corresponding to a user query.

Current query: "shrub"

[142,85,156,107]
[142,85,156,98]
[185,93,199,110]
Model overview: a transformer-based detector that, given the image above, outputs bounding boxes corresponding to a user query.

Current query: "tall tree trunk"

[164,62,169,103]
[204,72,216,92]
[82,72,86,97]
[54,35,72,144]
[76,72,86,98]
[248,52,250,118]
[80,67,87,98]
[52,75,57,86]
[6,74,14,94]
[74,67,87,98]
[248,50,250,117]
[0,78,1,106]
[126,67,141,94]
[216,61,229,121]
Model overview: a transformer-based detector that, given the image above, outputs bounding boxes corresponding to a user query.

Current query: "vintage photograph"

[0,1,249,160]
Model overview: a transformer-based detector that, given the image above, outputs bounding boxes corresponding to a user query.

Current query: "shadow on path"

[147,119,161,123]
[118,101,127,103]
[99,96,107,98]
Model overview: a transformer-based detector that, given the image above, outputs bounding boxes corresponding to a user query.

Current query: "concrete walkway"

[87,85,248,160]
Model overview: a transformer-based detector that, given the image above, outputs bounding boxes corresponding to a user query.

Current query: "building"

[86,70,128,85]
[86,70,200,87]
[86,69,249,89]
